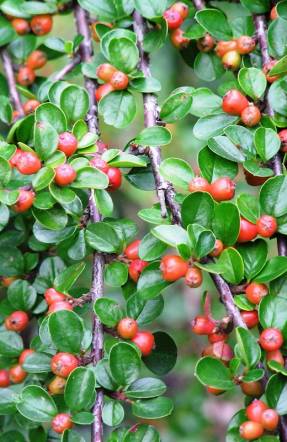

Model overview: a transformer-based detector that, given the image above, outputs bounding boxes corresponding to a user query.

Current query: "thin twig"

[0,49,24,116]
[53,53,81,81]
[74,4,103,442]
[193,0,206,10]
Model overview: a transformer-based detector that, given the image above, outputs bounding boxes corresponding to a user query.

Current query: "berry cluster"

[215,36,255,70]
[222,89,261,127]
[95,63,129,101]
[163,2,190,49]
[240,400,279,440]
[117,318,155,356]
[90,155,122,191]
[10,14,53,36]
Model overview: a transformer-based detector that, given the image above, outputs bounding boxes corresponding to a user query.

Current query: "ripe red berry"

[16,66,36,86]
[57,132,78,157]
[191,316,216,335]
[188,176,210,193]
[210,177,235,201]
[51,413,73,434]
[202,341,233,364]
[19,349,34,365]
[241,104,261,127]
[259,328,284,351]
[170,28,190,49]
[44,288,66,306]
[9,364,27,383]
[96,63,117,83]
[48,375,66,395]
[13,189,35,213]
[222,89,249,115]
[170,2,189,19]
[261,409,279,431]
[107,167,122,191]
[30,14,53,36]
[206,386,224,395]
[47,301,73,315]
[256,215,277,238]
[237,218,258,243]
[128,259,148,283]
[117,318,138,339]
[95,83,114,101]
[208,331,228,344]
[110,71,129,90]
[26,50,47,70]
[266,349,284,366]
[270,6,278,20]
[54,164,76,186]
[9,148,22,168]
[0,369,10,387]
[222,50,241,70]
[241,381,263,398]
[239,421,264,440]
[240,310,259,328]
[163,8,184,29]
[245,282,268,305]
[11,18,30,35]
[196,33,215,52]
[90,156,110,173]
[263,60,279,83]
[51,352,79,378]
[5,311,29,332]
[131,331,155,356]
[23,99,40,115]
[246,400,268,422]
[124,239,141,260]
[215,40,237,58]
[160,255,188,282]
[185,267,203,288]
[17,151,41,175]
[236,36,256,55]
[210,239,224,257]
[279,129,287,152]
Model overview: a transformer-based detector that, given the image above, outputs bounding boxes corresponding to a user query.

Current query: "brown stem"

[53,53,81,81]
[74,4,103,442]
[0,49,24,116]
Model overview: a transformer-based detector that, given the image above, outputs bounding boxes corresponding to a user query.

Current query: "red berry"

[170,28,190,49]
[9,365,27,383]
[207,386,224,395]
[30,14,53,36]
[270,6,278,20]
[48,301,73,315]
[215,40,237,58]
[12,18,30,35]
[263,60,279,83]
[5,311,29,332]
[236,36,256,55]
[51,413,73,434]
[117,318,138,339]
[110,71,129,90]
[124,240,141,260]
[0,369,10,387]
[107,167,122,191]
[54,164,76,186]
[17,151,41,175]
[44,288,66,306]
[210,177,235,201]
[210,239,224,257]
[196,33,215,52]
[239,421,264,440]
[57,132,78,157]
[266,349,284,366]
[90,156,110,173]
[256,215,277,238]
[96,63,117,83]
[16,66,36,86]
[208,331,228,343]
[13,189,35,213]
[9,148,22,168]
[48,376,66,395]
[170,2,189,19]
[23,100,40,115]
[191,316,216,335]
[259,328,284,351]
[50,352,79,378]
[95,83,114,101]
[261,409,279,431]
[279,129,287,152]
[26,50,47,70]
[222,50,241,70]
[163,9,184,29]
[237,218,258,243]
[131,331,155,356]
[188,176,210,193]
[245,282,268,305]
[19,349,34,365]
[241,104,261,127]
[128,259,148,283]
[222,89,249,115]
[241,381,263,397]
[160,255,188,282]
[202,341,233,364]
[240,310,259,328]
[246,400,268,422]
[184,267,203,288]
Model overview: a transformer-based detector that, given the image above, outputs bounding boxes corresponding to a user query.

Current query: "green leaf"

[34,121,58,161]
[269,55,287,76]
[225,125,255,157]
[78,0,134,21]
[0,388,17,415]
[143,331,177,375]
[218,248,244,284]
[22,352,51,373]
[105,262,128,287]
[268,17,287,59]
[108,152,146,168]
[32,206,68,231]
[0,157,11,186]
[0,331,23,357]
[135,127,172,147]
[238,68,267,100]
[94,189,113,217]
[0,204,9,232]
[187,224,215,259]
[86,222,122,253]
[254,127,281,162]
[99,91,136,129]
[109,342,141,386]
[240,0,270,14]
[159,158,194,189]
[266,374,287,415]
[194,114,239,140]
[260,176,287,217]
[108,37,139,73]
[0,95,12,124]
[95,359,118,391]
[137,262,170,300]
[65,367,96,412]
[237,239,268,281]
[152,224,188,248]
[94,298,123,327]
[49,183,76,205]
[126,295,164,327]
[268,78,287,116]
[134,0,167,19]
[130,77,161,93]
[0,17,16,47]
[49,310,84,354]
[139,233,168,261]
[182,192,215,229]
[32,167,55,191]
[72,412,94,425]
[60,85,90,124]
[208,135,245,163]
[160,87,193,123]
[16,386,57,423]
[7,280,37,311]
[212,202,240,246]
[102,400,124,426]
[195,356,234,389]
[255,257,287,283]
[123,425,160,441]
[237,193,260,224]
[190,87,222,117]
[35,103,67,134]
[198,147,238,182]
[194,52,225,83]
[72,167,109,190]
[54,262,85,293]
[132,397,173,419]
[235,327,261,368]
[195,9,233,40]
[126,378,166,399]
